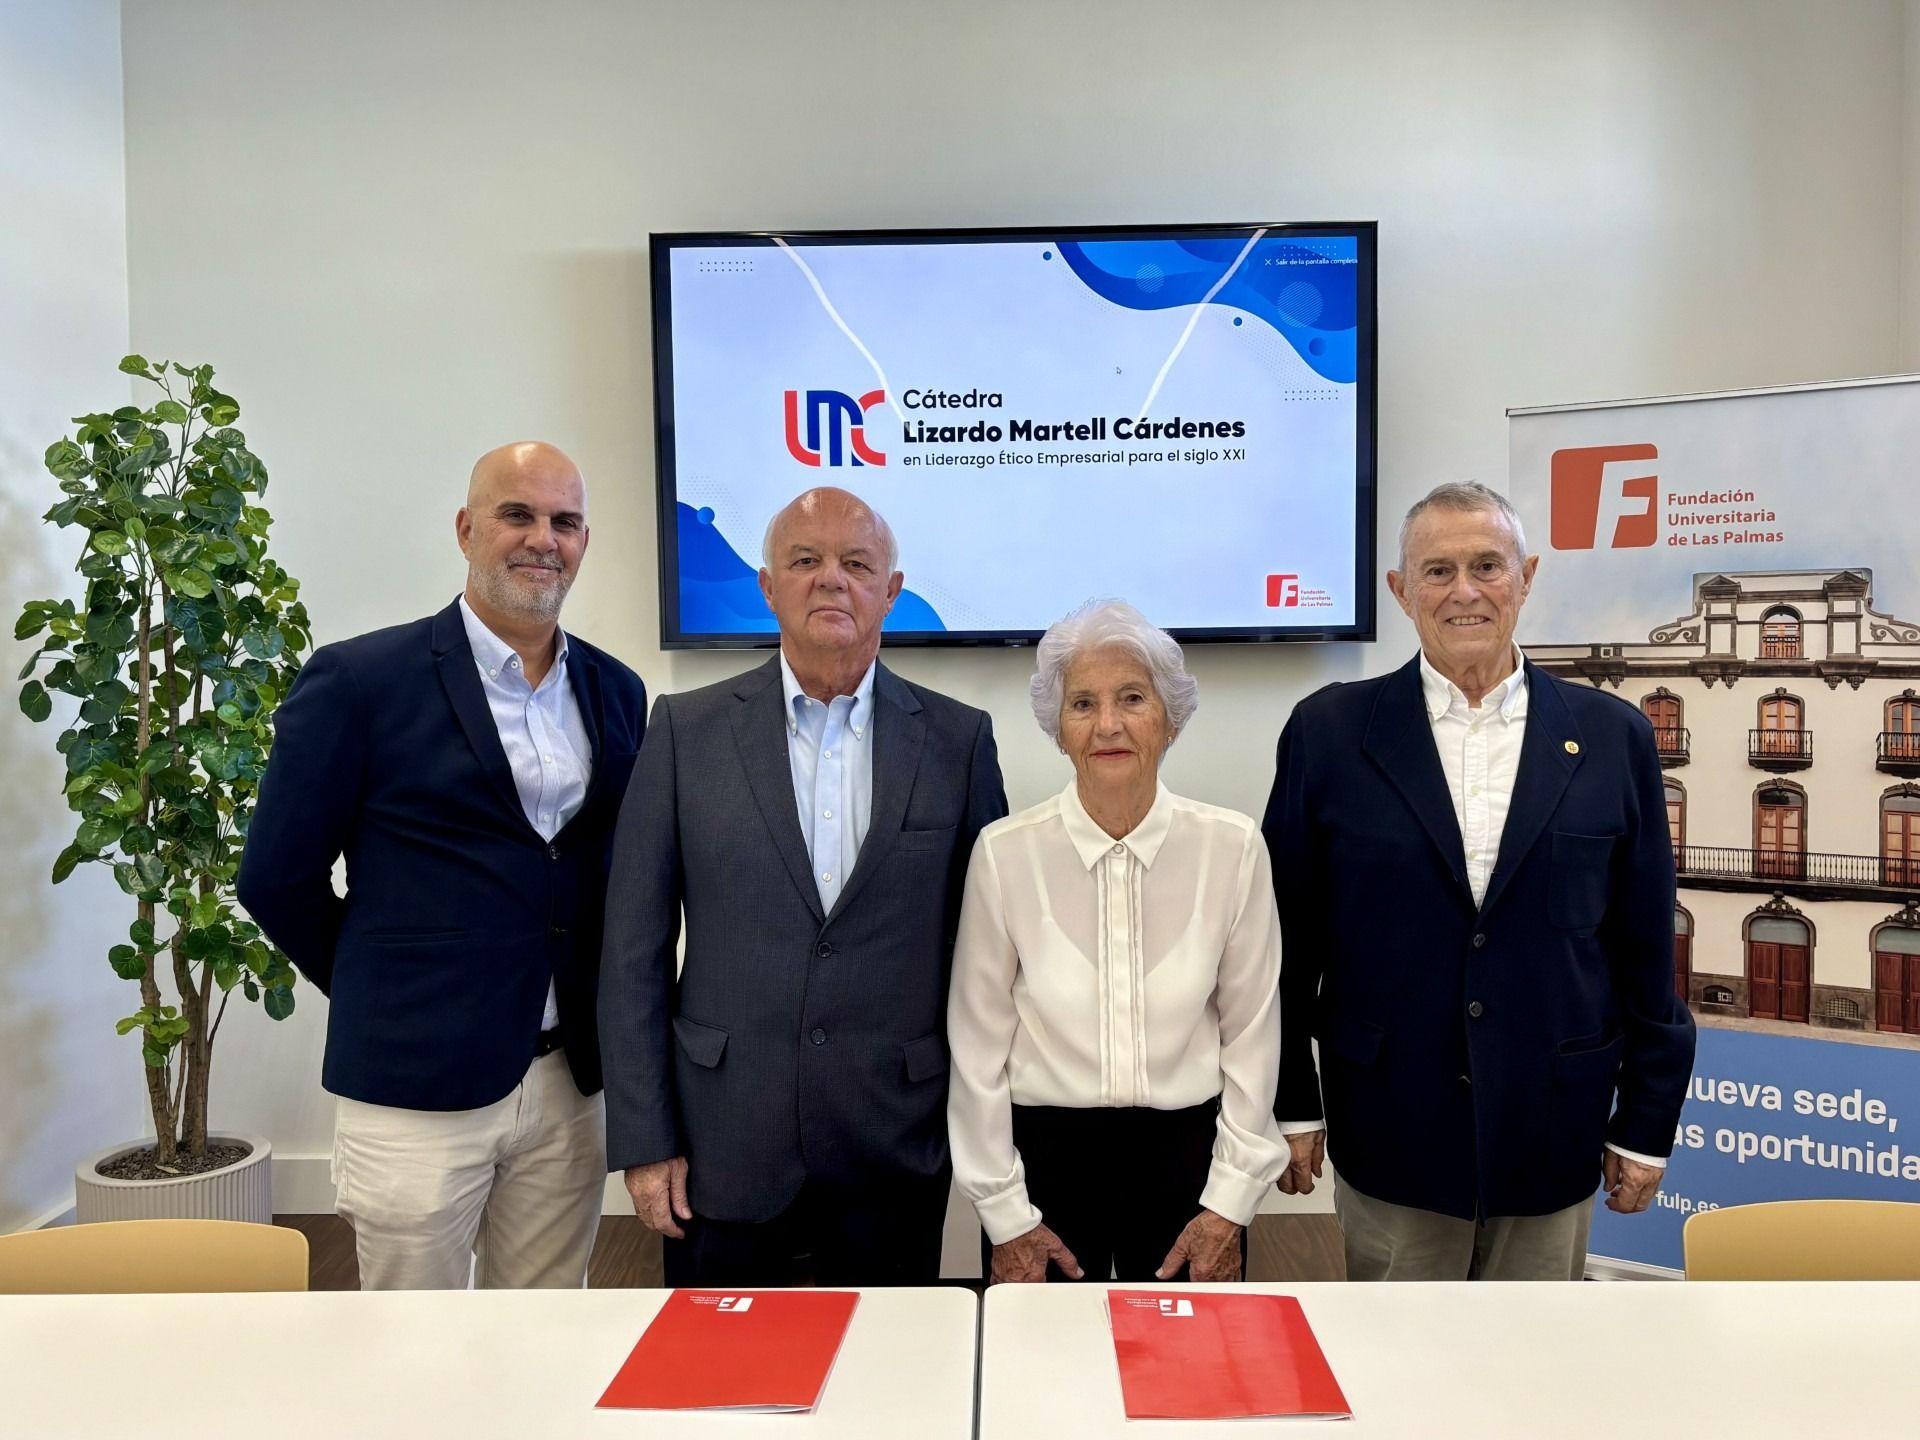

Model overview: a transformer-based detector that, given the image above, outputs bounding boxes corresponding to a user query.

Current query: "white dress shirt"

[459,597,592,1032]
[1279,649,1662,1170]
[778,651,876,912]
[948,781,1288,1244]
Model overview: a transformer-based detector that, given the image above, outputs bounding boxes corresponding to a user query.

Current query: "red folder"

[597,1290,860,1412]
[1107,1291,1351,1420]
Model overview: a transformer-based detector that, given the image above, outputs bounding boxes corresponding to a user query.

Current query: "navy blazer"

[1262,655,1695,1220]
[598,657,1007,1224]
[237,599,647,1111]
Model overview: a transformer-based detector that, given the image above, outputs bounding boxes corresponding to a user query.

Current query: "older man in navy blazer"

[599,486,1006,1286]
[238,442,647,1289]
[1263,481,1694,1280]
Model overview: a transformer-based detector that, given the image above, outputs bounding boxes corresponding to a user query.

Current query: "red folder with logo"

[597,1290,860,1412]
[1106,1291,1351,1420]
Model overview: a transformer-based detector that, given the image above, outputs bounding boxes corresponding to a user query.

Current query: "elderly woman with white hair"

[947,601,1288,1283]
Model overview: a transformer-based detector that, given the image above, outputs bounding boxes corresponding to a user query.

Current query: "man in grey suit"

[600,486,1007,1285]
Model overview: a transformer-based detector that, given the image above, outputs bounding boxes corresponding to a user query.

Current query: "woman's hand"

[1156,1208,1244,1281]
[991,1222,1084,1283]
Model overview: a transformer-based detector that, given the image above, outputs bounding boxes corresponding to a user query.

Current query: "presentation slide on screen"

[660,233,1365,640]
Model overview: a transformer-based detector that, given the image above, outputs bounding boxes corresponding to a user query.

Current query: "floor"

[277,1213,1347,1290]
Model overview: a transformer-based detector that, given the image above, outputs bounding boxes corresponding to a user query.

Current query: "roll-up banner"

[1509,374,1920,1276]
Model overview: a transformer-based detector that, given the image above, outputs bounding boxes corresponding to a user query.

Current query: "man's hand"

[1602,1151,1664,1214]
[990,1222,1083,1283]
[624,1157,692,1238]
[1157,1208,1244,1281]
[1275,1129,1326,1196]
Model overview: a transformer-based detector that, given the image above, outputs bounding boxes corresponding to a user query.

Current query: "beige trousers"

[1335,1175,1595,1281]
[331,1051,606,1290]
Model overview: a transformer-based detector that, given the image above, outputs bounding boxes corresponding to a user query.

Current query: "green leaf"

[90,531,131,556]
[130,917,155,947]
[123,515,147,539]
[215,701,243,724]
[14,610,48,642]
[118,355,151,376]
[263,986,295,1021]
[202,393,240,426]
[134,854,166,892]
[74,814,126,853]
[165,567,214,600]
[190,893,219,928]
[152,399,189,424]
[50,844,85,883]
[107,945,148,979]
[19,681,51,722]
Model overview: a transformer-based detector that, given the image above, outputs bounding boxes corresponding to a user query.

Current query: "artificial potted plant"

[15,356,309,1222]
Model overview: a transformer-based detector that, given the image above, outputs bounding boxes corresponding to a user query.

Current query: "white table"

[981,1280,1920,1438]
[0,1286,977,1439]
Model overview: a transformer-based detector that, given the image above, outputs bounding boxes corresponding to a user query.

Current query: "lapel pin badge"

[1564,739,1580,755]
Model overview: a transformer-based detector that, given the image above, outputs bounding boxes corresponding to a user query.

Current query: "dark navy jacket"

[598,657,1007,1224]
[237,599,647,1110]
[1262,655,1696,1220]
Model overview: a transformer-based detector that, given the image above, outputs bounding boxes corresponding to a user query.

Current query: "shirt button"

[1468,1001,1485,1019]
[823,809,833,819]
[1470,784,1481,796]
[810,1027,827,1045]
[821,872,832,883]
[823,750,832,759]
[1472,933,1487,949]
[1112,842,1125,855]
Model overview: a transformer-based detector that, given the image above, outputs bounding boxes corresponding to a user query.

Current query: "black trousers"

[989,1100,1241,1283]
[664,1170,951,1288]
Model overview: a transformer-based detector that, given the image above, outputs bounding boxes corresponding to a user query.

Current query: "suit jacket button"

[547,843,561,860]
[1467,1000,1485,1019]
[809,1027,827,1046]
[1471,932,1487,948]
[550,924,568,937]
[1459,1073,1473,1086]
[816,941,834,959]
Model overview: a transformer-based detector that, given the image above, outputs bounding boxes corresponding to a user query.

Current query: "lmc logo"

[784,388,887,468]
[1550,443,1659,549]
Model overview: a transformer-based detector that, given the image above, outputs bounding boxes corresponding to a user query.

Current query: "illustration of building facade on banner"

[1525,568,1920,1049]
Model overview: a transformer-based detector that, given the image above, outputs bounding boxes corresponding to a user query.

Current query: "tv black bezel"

[649,221,1378,649]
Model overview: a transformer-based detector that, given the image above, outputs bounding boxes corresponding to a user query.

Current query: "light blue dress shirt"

[778,651,876,913]
[459,596,593,1031]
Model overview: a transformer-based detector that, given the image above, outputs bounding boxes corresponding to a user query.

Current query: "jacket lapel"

[1362,655,1469,895]
[1479,661,1583,921]
[731,657,827,925]
[564,640,609,800]
[430,599,526,823]
[827,663,925,925]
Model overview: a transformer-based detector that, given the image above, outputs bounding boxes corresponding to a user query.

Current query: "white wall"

[0,0,138,1231]
[110,0,1914,1188]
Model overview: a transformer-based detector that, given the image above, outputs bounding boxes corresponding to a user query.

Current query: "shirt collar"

[459,594,569,685]
[1059,778,1175,871]
[778,649,876,738]
[1419,647,1527,724]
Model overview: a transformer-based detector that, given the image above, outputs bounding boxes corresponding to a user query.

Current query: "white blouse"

[946,781,1288,1244]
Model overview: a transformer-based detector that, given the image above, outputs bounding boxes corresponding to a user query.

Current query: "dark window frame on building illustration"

[1872,915,1920,1036]
[1753,780,1808,882]
[1642,688,1685,761]
[1888,692,1920,762]
[1759,606,1803,659]
[1883,785,1920,888]
[1673,904,1693,1004]
[1746,905,1813,1025]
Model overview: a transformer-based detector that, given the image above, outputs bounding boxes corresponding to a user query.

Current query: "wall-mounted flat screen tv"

[650,222,1376,647]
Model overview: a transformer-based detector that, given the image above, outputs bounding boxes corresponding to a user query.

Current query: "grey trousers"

[1335,1176,1594,1281]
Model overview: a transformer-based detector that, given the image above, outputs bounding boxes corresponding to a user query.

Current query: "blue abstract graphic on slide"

[660,231,1365,638]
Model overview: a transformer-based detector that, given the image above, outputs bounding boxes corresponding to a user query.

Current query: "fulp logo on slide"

[1550,444,1659,549]
[784,388,887,468]
[1266,573,1300,608]
[716,1296,754,1313]
[1158,1299,1194,1317]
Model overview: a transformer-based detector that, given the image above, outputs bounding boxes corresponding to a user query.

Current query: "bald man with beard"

[240,442,648,1289]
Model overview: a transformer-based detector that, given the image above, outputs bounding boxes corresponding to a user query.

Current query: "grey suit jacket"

[598,656,1007,1223]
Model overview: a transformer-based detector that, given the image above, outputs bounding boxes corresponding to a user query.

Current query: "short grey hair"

[1028,600,1199,748]
[760,495,900,573]
[1397,481,1528,571]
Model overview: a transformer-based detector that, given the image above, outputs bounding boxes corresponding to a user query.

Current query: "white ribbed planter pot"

[74,1134,273,1225]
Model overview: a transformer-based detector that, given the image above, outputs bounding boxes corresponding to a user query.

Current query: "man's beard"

[473,552,572,622]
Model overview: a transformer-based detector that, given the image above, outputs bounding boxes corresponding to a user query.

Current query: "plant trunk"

[133,597,178,1165]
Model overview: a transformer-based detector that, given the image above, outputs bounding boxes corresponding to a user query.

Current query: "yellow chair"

[1683,1199,1920,1280]
[0,1218,309,1294]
